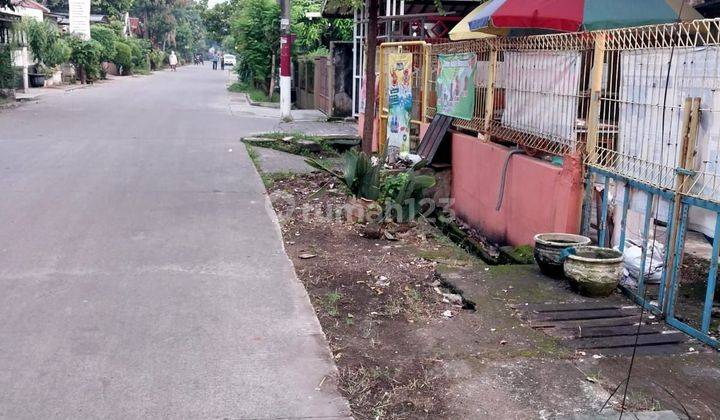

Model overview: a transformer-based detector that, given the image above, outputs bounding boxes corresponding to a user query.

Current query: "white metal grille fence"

[423,19,720,205]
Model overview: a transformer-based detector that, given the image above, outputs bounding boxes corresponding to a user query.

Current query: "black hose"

[496,148,525,211]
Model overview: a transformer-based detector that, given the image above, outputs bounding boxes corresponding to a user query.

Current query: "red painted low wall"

[447,128,583,246]
[357,113,379,152]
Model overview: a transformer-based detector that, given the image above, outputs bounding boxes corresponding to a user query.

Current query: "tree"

[66,36,103,83]
[231,0,280,90]
[131,0,205,55]
[90,24,120,63]
[113,40,133,73]
[44,0,135,18]
[201,0,234,45]
[23,18,71,71]
[290,0,351,56]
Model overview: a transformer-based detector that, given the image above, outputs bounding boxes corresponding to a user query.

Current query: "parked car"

[223,54,236,66]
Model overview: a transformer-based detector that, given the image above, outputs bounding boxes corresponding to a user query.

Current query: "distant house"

[1,0,49,22]
[0,0,52,92]
[128,17,142,37]
[0,9,19,46]
[53,13,109,31]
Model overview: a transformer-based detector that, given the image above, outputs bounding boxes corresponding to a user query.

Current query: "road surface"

[0,66,350,418]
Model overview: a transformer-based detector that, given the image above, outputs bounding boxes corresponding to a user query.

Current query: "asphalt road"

[0,66,350,418]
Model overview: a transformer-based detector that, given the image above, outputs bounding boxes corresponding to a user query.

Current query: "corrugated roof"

[322,0,480,19]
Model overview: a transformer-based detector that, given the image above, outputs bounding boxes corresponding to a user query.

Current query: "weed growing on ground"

[324,291,342,317]
[228,82,279,102]
[244,132,339,158]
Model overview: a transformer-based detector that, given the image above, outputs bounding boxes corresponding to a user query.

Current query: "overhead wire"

[597,1,689,417]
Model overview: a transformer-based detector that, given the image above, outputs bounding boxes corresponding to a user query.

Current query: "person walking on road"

[220,53,225,71]
[212,53,219,70]
[169,51,178,72]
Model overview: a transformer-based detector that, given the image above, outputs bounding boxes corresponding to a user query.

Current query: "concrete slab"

[254,147,317,174]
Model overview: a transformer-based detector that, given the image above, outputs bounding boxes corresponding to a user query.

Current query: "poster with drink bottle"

[386,53,413,157]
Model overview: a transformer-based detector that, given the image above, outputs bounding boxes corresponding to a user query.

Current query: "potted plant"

[28,64,46,87]
[24,19,71,87]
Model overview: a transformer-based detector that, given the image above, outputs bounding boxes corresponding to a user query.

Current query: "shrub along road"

[0,66,350,418]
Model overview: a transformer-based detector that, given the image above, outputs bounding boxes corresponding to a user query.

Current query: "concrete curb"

[0,101,19,110]
[242,92,281,109]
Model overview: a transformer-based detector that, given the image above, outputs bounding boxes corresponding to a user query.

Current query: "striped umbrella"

[468,0,703,33]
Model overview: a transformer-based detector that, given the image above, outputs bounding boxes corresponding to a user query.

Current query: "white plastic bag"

[621,240,665,287]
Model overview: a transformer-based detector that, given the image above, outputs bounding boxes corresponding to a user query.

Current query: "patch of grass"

[260,171,295,189]
[246,144,260,166]
[505,245,535,264]
[324,291,343,317]
[228,81,279,103]
[245,144,274,188]
[260,174,274,189]
[339,364,438,418]
[243,132,340,158]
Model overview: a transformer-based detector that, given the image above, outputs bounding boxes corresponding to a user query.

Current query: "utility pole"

[279,0,292,121]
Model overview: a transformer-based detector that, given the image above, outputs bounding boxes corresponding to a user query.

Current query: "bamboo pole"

[483,49,498,140]
[586,32,606,165]
[663,97,700,313]
[422,43,430,123]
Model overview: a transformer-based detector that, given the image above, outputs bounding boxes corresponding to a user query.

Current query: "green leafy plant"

[381,168,436,222]
[0,45,18,90]
[23,19,70,75]
[66,36,103,83]
[113,41,133,74]
[44,38,71,71]
[127,38,151,70]
[324,291,343,317]
[149,49,166,70]
[306,150,382,200]
[90,24,118,63]
[232,0,280,90]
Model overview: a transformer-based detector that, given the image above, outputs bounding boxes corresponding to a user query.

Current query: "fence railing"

[424,18,720,185]
[421,19,720,349]
[590,19,720,206]
[426,32,595,156]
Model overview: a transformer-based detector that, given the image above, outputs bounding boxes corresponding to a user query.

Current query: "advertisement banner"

[386,53,413,156]
[436,53,477,120]
[69,0,91,40]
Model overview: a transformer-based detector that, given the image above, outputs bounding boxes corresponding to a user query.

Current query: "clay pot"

[564,246,624,297]
[533,233,591,278]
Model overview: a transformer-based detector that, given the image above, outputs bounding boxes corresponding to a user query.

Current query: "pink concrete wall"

[357,113,380,152]
[449,130,583,246]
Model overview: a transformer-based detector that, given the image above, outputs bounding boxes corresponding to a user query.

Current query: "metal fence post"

[586,32,606,165]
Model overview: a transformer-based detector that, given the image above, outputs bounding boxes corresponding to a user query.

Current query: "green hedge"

[0,46,18,90]
[67,36,103,83]
[113,41,133,75]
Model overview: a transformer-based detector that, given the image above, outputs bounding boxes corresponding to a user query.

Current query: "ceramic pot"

[534,233,591,278]
[564,246,624,297]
